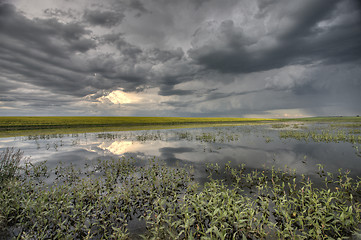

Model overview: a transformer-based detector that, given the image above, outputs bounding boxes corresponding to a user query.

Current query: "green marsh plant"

[0,148,24,183]
[1,150,361,239]
[280,130,361,144]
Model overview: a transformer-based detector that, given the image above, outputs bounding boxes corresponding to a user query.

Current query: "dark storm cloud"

[277,0,339,40]
[112,39,143,59]
[162,89,265,107]
[0,3,108,97]
[1,93,73,104]
[101,32,124,44]
[0,4,96,57]
[204,89,264,101]
[189,0,361,74]
[158,85,195,96]
[126,0,149,16]
[193,0,211,9]
[146,48,184,63]
[101,33,184,63]
[0,1,230,104]
[0,86,80,115]
[85,52,149,92]
[44,8,78,20]
[96,35,189,90]
[0,78,19,94]
[1,0,360,116]
[83,9,125,27]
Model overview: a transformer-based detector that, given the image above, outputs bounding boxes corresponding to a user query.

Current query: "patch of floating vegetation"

[271,124,289,129]
[330,123,361,128]
[280,116,361,123]
[91,128,247,144]
[354,146,361,158]
[279,130,361,144]
[348,129,361,134]
[1,148,361,239]
[177,129,242,143]
[136,132,163,142]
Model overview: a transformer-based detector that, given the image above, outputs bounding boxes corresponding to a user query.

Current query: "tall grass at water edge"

[0,148,24,183]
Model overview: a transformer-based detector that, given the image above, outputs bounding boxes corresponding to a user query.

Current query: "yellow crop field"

[0,116,276,130]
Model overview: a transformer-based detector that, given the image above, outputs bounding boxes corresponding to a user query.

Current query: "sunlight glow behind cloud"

[97,89,140,104]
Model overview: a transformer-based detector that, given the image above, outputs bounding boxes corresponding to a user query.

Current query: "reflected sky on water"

[1,125,360,182]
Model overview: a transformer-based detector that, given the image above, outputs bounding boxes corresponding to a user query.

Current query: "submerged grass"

[1,148,361,239]
[0,122,267,139]
[330,123,361,128]
[279,130,361,144]
[280,116,361,123]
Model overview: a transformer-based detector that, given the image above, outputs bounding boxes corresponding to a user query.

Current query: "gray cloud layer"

[189,0,361,73]
[0,0,360,117]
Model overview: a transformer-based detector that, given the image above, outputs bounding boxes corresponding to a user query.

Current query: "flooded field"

[1,121,361,239]
[1,123,360,181]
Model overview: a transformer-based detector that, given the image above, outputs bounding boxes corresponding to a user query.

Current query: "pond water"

[2,123,361,239]
[1,123,360,183]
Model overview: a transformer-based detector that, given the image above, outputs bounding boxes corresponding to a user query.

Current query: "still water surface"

[1,124,360,182]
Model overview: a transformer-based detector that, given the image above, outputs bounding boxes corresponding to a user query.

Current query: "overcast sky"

[0,0,360,117]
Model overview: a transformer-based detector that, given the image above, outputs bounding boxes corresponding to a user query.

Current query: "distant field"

[281,116,361,122]
[1,116,360,133]
[0,116,276,131]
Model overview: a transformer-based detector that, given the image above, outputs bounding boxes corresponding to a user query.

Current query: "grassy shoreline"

[0,116,360,138]
[0,116,276,130]
[1,116,360,129]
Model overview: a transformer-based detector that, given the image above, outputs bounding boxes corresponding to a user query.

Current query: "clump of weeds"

[0,151,192,239]
[0,147,25,183]
[280,130,361,144]
[142,163,361,239]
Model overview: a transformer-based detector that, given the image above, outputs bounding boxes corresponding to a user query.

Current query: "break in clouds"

[0,0,360,117]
